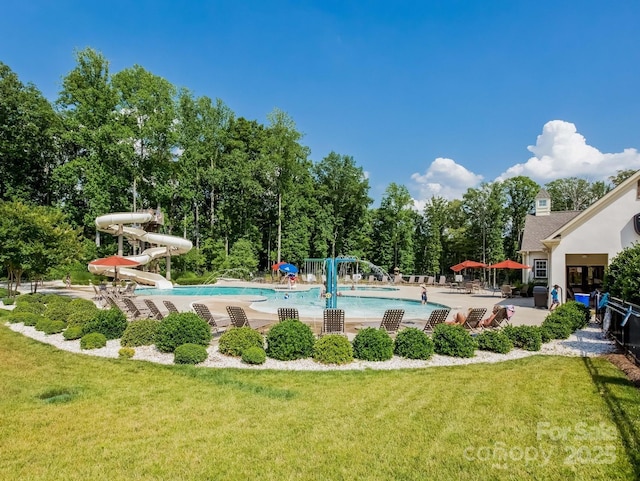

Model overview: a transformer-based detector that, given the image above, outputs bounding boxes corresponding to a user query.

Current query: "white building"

[520,171,640,301]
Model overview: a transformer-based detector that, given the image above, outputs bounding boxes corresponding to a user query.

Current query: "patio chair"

[144,299,164,320]
[379,309,404,335]
[277,307,299,322]
[163,300,179,313]
[422,308,451,332]
[193,303,222,332]
[120,282,137,297]
[483,305,514,329]
[426,276,435,286]
[406,275,416,284]
[121,297,147,319]
[226,306,250,328]
[501,285,513,298]
[321,308,345,336]
[437,275,447,287]
[461,307,488,331]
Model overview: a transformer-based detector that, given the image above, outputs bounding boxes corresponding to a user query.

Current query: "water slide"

[89,212,193,289]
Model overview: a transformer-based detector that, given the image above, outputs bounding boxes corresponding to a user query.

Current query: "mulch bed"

[603,353,640,388]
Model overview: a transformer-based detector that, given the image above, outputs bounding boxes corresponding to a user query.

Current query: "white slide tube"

[89,212,193,289]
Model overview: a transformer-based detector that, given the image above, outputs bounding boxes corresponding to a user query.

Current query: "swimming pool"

[137,285,443,320]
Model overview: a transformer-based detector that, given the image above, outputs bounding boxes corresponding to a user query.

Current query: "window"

[534,259,547,279]
[538,199,547,207]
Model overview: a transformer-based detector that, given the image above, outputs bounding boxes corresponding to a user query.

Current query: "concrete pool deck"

[53,279,553,335]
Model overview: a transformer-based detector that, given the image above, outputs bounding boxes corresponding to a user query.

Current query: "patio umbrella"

[488,259,530,286]
[271,261,287,271]
[278,263,298,275]
[90,255,140,282]
[450,260,487,272]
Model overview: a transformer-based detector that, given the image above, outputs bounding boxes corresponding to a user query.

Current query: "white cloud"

[410,157,484,205]
[497,120,640,182]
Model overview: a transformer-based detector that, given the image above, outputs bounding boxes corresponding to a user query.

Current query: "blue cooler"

[574,293,590,307]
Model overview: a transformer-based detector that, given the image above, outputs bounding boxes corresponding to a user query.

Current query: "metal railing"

[605,297,640,365]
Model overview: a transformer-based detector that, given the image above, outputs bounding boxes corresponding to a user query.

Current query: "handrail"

[605,300,640,327]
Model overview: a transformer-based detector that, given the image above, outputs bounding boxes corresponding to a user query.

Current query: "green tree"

[609,169,637,187]
[0,62,60,204]
[311,152,371,258]
[417,196,448,276]
[0,201,83,295]
[370,183,415,273]
[545,177,600,211]
[462,183,505,268]
[502,176,539,260]
[603,243,640,305]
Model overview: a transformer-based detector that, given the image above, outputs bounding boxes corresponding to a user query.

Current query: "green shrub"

[69,298,98,311]
[119,347,135,359]
[63,326,84,340]
[266,319,315,361]
[541,312,573,340]
[476,330,513,354]
[66,307,99,327]
[7,312,41,326]
[35,318,53,332]
[14,293,44,305]
[80,332,107,349]
[174,343,208,364]
[394,328,435,360]
[82,308,128,340]
[563,301,590,330]
[242,346,267,365]
[155,313,212,353]
[503,325,542,351]
[12,302,46,316]
[43,320,67,335]
[2,297,14,305]
[42,294,71,304]
[44,302,72,322]
[352,327,394,361]
[313,334,354,365]
[219,327,264,357]
[432,324,476,358]
[121,319,160,347]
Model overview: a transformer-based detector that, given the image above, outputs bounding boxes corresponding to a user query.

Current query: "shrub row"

[541,301,590,341]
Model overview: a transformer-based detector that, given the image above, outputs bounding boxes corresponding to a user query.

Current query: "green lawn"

[1,325,639,480]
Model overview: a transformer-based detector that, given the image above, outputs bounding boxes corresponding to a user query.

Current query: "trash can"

[574,293,590,307]
[533,286,548,308]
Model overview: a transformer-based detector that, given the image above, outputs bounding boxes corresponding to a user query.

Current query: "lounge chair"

[226,306,250,328]
[501,285,513,298]
[406,275,416,284]
[422,308,451,332]
[163,300,179,313]
[426,276,435,286]
[193,303,222,332]
[121,297,148,319]
[437,275,447,287]
[144,299,165,320]
[483,305,514,329]
[367,275,375,283]
[120,282,137,297]
[461,307,488,331]
[321,308,345,336]
[379,309,404,335]
[277,307,299,322]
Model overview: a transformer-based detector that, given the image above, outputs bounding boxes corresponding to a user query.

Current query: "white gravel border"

[5,322,618,371]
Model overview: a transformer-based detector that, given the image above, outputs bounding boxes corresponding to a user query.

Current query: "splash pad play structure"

[88,210,192,289]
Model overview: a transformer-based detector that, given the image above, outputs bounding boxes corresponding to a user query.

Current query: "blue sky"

[3,1,640,206]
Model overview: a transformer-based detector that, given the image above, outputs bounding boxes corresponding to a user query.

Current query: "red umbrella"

[271,261,287,271]
[488,259,530,269]
[90,255,140,281]
[451,260,487,272]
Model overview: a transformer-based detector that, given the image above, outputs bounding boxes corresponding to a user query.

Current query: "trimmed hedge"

[242,346,267,365]
[121,319,160,347]
[394,328,435,360]
[476,329,513,354]
[63,326,84,340]
[83,308,128,340]
[313,334,354,365]
[7,312,41,326]
[119,347,135,359]
[266,319,315,361]
[432,324,476,358]
[80,332,107,350]
[541,300,591,341]
[174,343,209,364]
[155,313,212,353]
[352,327,394,361]
[503,325,542,351]
[218,327,264,357]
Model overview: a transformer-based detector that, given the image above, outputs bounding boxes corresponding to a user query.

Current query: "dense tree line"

[0,49,634,280]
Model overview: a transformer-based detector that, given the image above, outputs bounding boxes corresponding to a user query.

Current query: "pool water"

[137,285,442,320]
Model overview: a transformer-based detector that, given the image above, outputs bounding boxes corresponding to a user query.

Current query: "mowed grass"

[1,326,640,480]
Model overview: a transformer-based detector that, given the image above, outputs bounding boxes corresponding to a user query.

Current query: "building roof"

[520,211,581,252]
[535,188,550,200]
